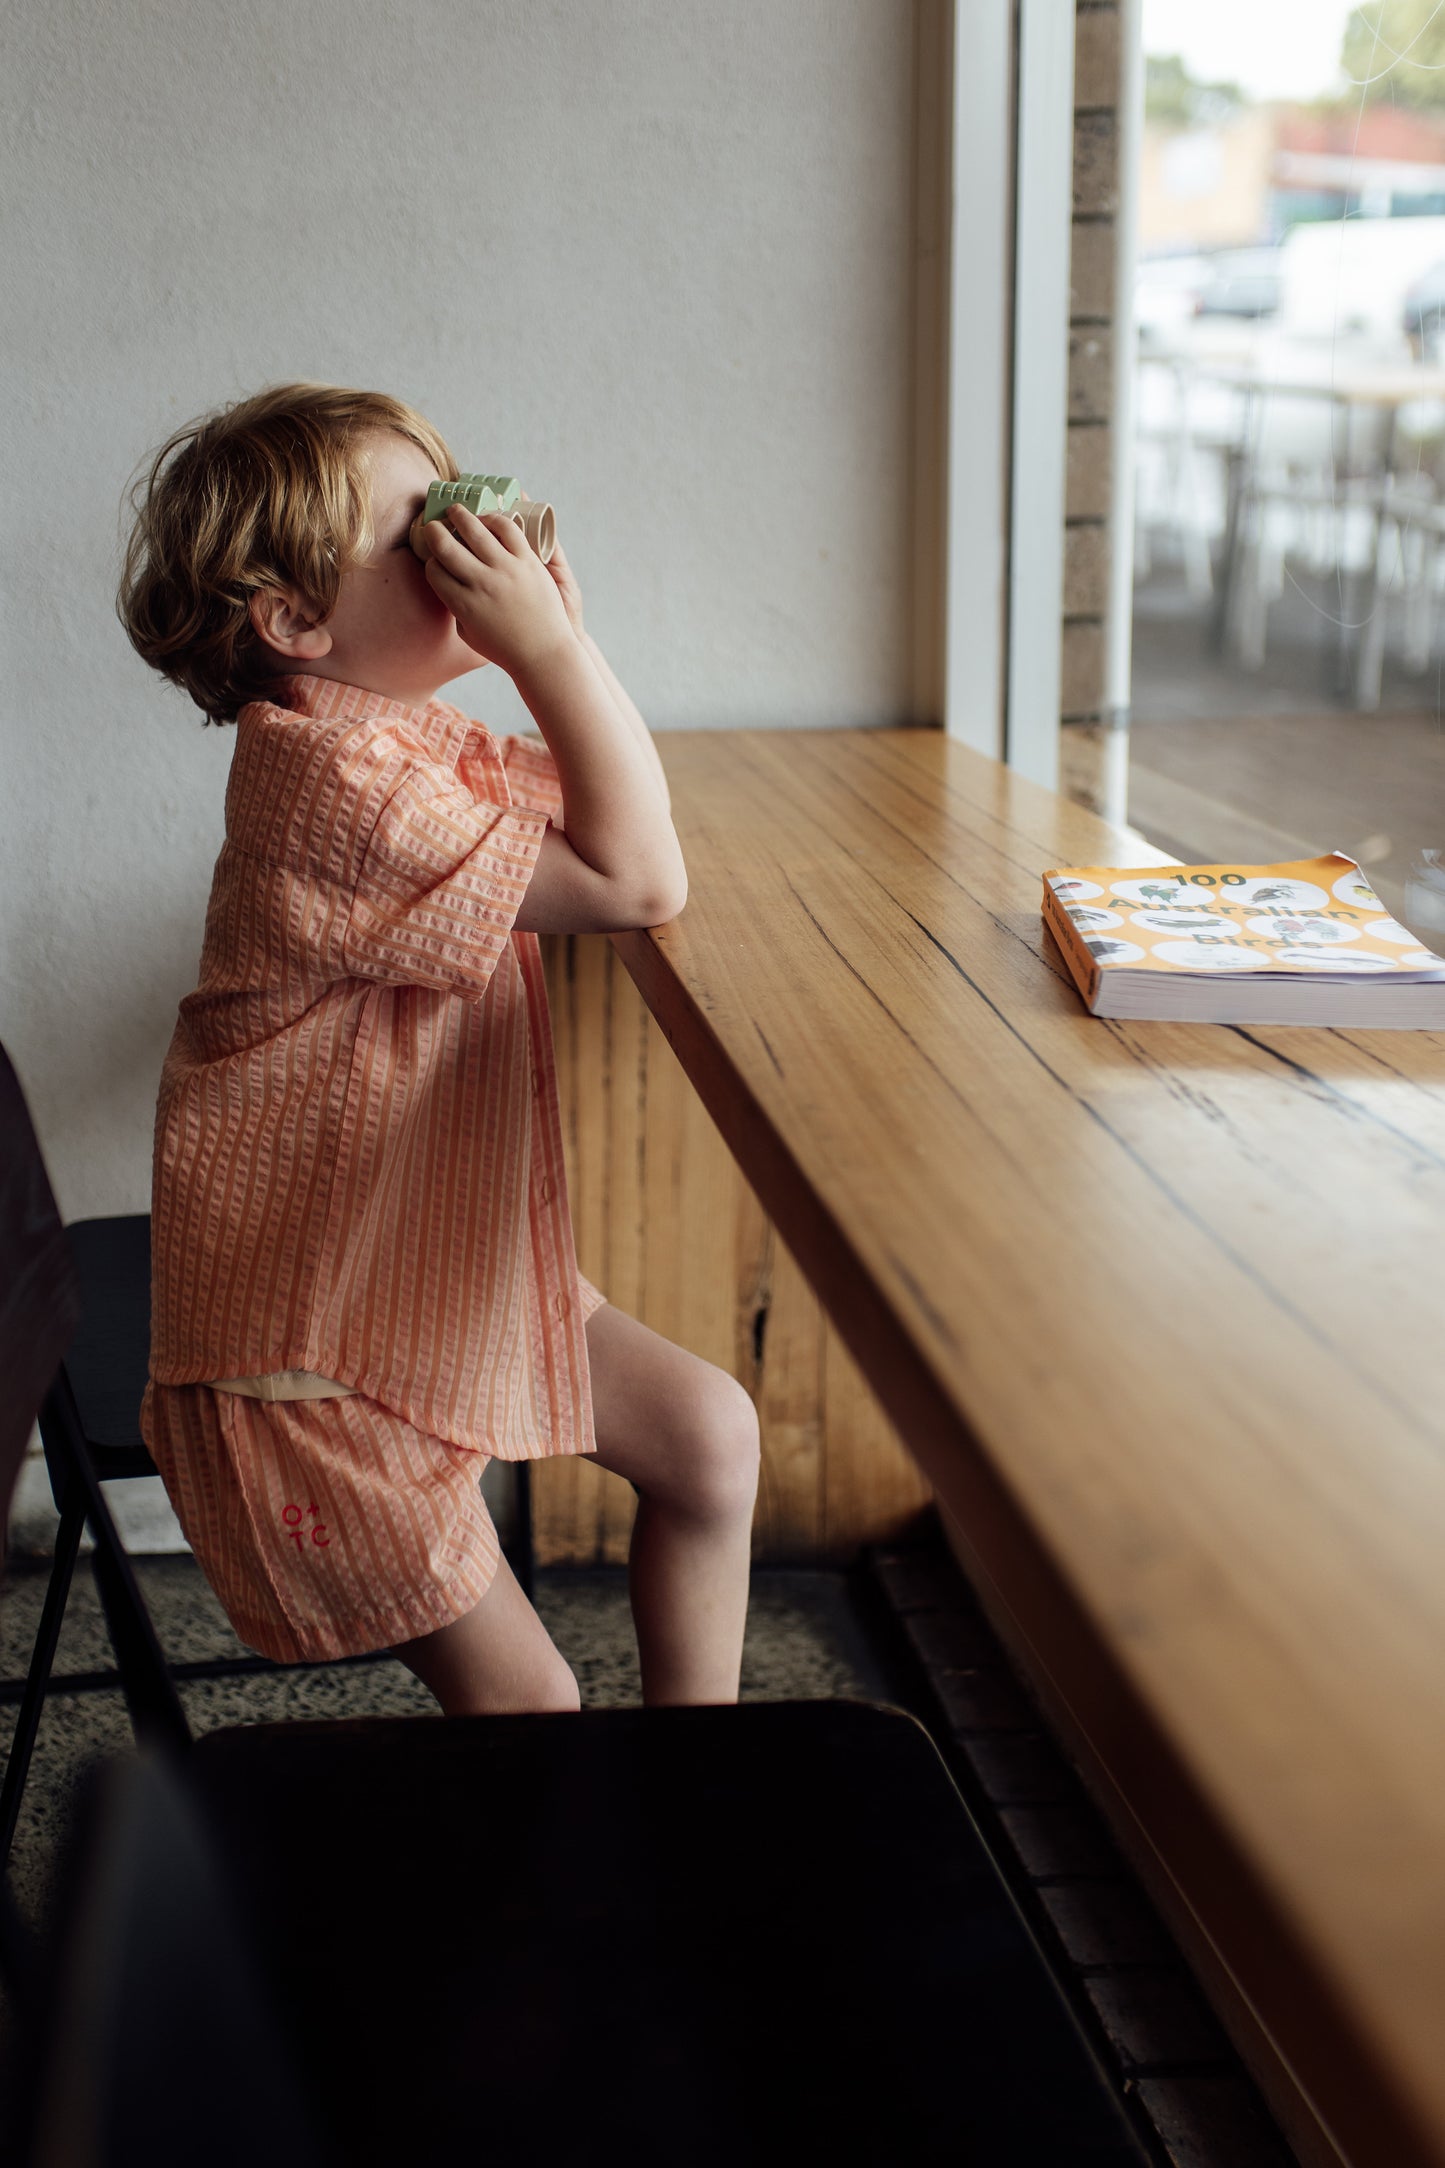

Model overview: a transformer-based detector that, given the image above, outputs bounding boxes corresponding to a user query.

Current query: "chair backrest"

[0,1047,80,1557]
[11,1751,327,2168]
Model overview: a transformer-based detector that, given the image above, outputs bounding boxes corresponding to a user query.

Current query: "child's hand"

[417,505,573,679]
[542,536,586,640]
[518,490,585,640]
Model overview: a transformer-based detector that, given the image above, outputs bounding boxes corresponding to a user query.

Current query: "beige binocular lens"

[514,499,556,562]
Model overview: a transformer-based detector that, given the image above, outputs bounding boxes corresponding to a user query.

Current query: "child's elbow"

[637,871,687,927]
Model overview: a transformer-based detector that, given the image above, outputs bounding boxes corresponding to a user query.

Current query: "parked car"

[1193,249,1281,319]
[1134,252,1214,347]
[1274,213,1445,348]
[1403,258,1445,360]
[1135,249,1281,351]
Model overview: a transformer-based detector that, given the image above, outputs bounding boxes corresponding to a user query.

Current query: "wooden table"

[614,726,1445,2168]
[1213,364,1445,407]
[1203,363,1445,409]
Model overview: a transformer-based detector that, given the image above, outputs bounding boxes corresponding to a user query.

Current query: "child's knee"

[685,1374,761,1519]
[538,1664,583,1715]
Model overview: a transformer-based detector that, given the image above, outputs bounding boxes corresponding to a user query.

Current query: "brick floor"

[865,1519,1303,2168]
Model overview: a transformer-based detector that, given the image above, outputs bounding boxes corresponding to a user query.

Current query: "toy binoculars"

[412,474,557,563]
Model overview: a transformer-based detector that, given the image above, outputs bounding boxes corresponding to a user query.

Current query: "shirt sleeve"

[498,733,565,824]
[345,761,550,999]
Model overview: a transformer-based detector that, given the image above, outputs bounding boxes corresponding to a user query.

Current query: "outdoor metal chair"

[1227,381,1393,672]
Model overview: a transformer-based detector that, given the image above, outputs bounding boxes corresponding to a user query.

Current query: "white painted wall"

[2,0,919,1549]
[3,0,919,1218]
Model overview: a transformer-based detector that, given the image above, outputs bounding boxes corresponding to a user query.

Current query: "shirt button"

[531,1068,543,1093]
[541,1175,555,1202]
[555,1291,570,1318]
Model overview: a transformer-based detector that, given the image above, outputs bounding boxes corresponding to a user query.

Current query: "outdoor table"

[613,723,1445,2168]
[1198,360,1445,696]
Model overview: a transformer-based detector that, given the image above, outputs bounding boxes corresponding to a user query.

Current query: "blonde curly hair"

[117,382,457,725]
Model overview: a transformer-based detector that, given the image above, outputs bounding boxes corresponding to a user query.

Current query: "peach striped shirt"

[148,672,597,1461]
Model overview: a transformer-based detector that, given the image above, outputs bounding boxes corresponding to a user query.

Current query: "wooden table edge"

[608,741,1445,2168]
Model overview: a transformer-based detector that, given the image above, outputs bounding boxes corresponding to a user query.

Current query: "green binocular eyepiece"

[413,474,556,562]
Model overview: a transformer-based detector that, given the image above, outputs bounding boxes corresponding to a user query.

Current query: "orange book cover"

[1040,854,1445,1023]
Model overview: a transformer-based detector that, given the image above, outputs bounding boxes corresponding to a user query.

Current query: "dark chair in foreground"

[11,1704,1151,2168]
[3,1047,1150,2164]
[188,1701,1151,2166]
[6,1751,326,2168]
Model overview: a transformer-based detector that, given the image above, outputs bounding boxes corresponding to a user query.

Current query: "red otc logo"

[281,1501,330,1548]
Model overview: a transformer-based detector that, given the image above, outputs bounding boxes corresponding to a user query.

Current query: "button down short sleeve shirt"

[147,672,599,1459]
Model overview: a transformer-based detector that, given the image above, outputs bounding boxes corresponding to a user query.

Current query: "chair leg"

[1232,513,1268,671]
[1181,441,1214,601]
[0,1496,86,1872]
[1403,526,1433,672]
[37,1376,191,1754]
[1356,513,1395,714]
[87,1499,190,1754]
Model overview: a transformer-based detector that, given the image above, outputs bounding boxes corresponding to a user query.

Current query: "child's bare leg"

[583,1303,761,1707]
[390,1549,580,1716]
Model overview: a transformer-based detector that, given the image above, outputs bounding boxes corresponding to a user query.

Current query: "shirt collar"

[274,674,486,771]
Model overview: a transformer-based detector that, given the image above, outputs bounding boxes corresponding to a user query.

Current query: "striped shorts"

[140,1278,609,1666]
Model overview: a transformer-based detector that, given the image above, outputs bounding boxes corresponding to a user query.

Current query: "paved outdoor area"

[1129,565,1445,924]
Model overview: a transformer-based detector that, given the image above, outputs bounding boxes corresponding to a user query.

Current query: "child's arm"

[579,634,671,818]
[523,524,669,817]
[419,508,685,920]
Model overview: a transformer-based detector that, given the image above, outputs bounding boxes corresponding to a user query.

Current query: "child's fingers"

[425,505,532,574]
[422,550,495,611]
[423,564,474,619]
[418,509,500,576]
[475,507,530,556]
[437,502,523,553]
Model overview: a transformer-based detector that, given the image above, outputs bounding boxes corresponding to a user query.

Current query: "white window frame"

[918,1,1077,789]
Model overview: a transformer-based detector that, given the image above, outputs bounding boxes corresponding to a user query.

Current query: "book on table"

[1041,854,1445,1026]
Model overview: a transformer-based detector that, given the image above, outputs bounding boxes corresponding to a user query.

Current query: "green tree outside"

[1341,2,1445,110]
[1145,54,1245,128]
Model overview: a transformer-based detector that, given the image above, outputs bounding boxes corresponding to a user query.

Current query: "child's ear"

[248,586,333,661]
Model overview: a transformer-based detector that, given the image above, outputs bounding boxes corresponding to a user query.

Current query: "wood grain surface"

[532,931,932,1566]
[610,725,1445,2168]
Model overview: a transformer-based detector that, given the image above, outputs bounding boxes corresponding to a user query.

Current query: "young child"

[118,382,760,1715]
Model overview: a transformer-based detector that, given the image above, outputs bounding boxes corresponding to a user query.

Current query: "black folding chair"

[0,1209,192,1870]
[0,1044,83,2003]
[0,1191,536,1872]
[0,1050,322,2166]
[0,1049,194,1865]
